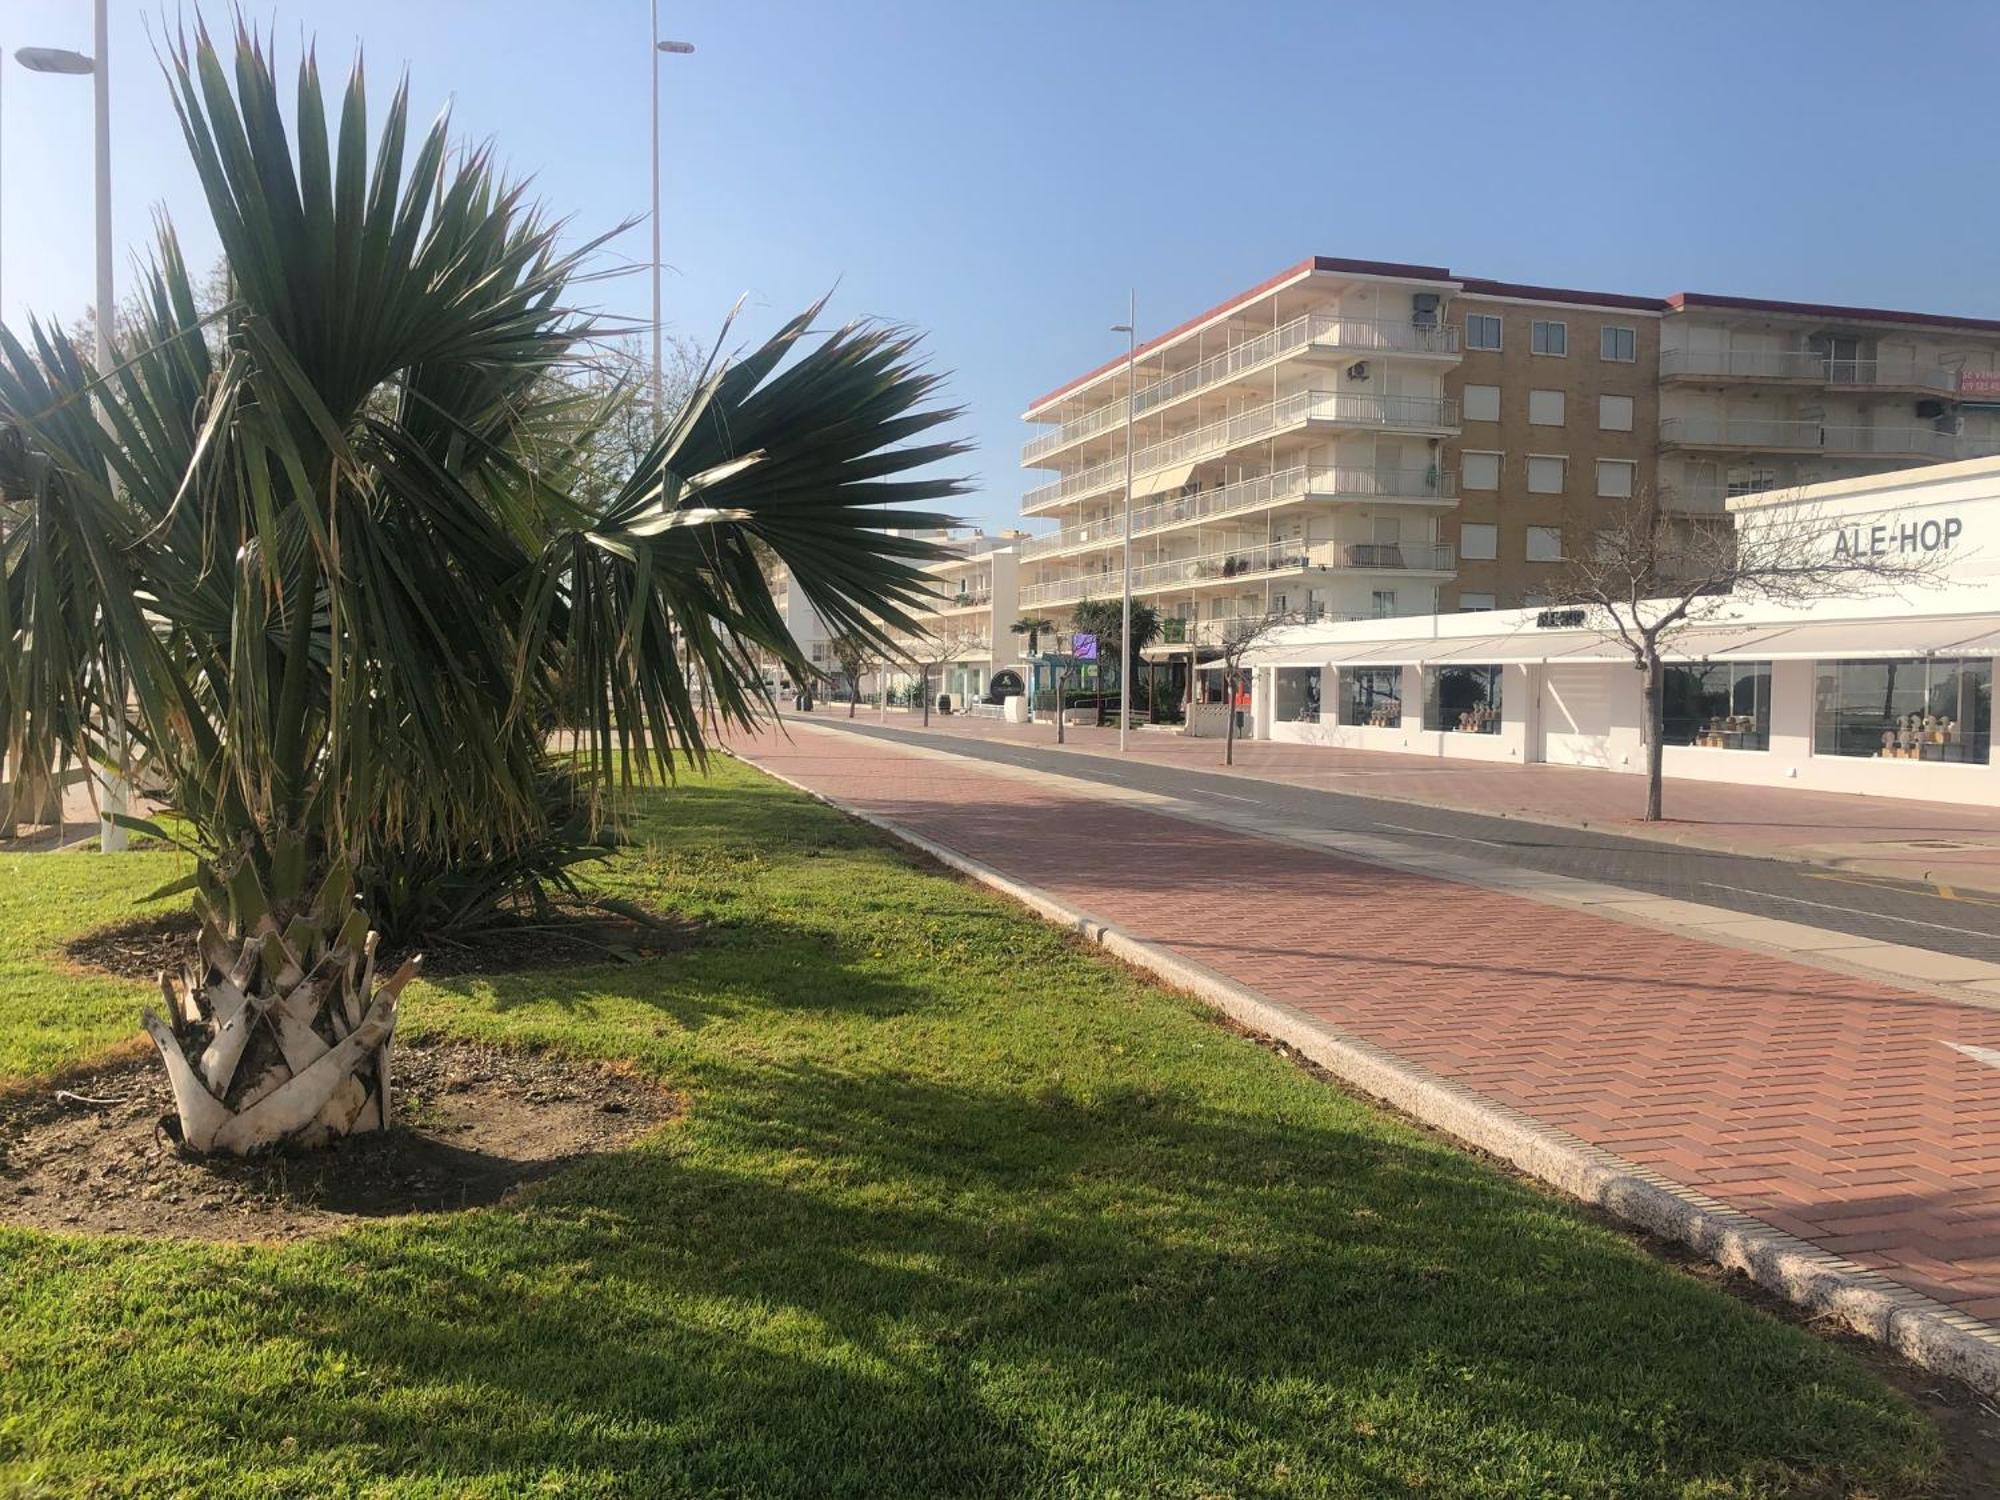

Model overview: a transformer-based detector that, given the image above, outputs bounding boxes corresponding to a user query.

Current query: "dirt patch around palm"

[0,1036,679,1242]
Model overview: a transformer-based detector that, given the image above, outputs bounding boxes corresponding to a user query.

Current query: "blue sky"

[8,0,2000,530]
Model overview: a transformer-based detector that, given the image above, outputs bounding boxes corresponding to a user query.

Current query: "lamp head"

[17,46,97,75]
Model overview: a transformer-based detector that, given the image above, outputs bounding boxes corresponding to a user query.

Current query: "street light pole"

[18,1,125,850]
[1112,291,1137,753]
[650,8,694,416]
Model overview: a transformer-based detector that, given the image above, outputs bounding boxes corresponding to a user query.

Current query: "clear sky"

[8,0,2000,531]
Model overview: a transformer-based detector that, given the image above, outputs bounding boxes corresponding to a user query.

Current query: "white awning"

[1133,461,1198,498]
[1707,616,2000,660]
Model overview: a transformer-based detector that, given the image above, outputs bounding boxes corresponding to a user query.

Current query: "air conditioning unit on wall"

[1346,361,1370,381]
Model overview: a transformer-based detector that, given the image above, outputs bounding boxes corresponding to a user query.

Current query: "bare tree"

[909,629,985,727]
[825,630,874,718]
[1556,490,1947,821]
[1214,612,1308,766]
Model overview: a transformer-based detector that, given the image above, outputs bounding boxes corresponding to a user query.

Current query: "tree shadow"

[59,1059,1936,1495]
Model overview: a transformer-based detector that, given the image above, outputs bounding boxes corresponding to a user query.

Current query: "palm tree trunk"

[144,864,424,1155]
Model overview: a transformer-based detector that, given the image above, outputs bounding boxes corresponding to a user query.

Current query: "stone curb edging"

[736,744,2000,1399]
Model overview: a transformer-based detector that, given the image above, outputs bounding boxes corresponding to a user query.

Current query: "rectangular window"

[1462,451,1502,490]
[1426,664,1503,734]
[1601,325,1636,362]
[1596,459,1636,498]
[1458,522,1497,560]
[1466,313,1503,351]
[1666,662,1771,751]
[1528,389,1566,426]
[1458,592,1497,611]
[1525,525,1564,562]
[1814,658,1992,763]
[1527,455,1567,494]
[1598,394,1634,431]
[1371,589,1398,618]
[1727,468,1776,498]
[1531,320,1567,356]
[1341,666,1404,727]
[1274,667,1321,723]
[1462,383,1501,422]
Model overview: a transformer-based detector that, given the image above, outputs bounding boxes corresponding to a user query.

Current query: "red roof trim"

[1458,277,1665,312]
[1667,290,2000,335]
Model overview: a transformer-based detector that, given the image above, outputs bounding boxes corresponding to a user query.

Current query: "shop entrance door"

[1539,665,1614,767]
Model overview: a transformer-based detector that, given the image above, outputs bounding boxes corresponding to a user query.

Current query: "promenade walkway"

[734,720,2000,1375]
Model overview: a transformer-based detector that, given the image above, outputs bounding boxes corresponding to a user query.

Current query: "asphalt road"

[787,714,2000,965]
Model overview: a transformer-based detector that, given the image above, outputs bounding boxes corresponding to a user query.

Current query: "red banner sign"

[1959,369,2000,397]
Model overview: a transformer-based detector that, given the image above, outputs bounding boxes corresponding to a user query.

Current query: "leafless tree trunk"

[1640,652,1665,822]
[1554,487,1947,823]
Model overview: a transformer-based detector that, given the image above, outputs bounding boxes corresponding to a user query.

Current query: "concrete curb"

[738,745,2000,1398]
[791,710,2000,897]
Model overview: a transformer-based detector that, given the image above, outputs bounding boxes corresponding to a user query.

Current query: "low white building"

[1237,457,2000,807]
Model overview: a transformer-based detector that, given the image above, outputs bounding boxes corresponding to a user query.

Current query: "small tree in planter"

[1214,612,1305,766]
[827,630,875,717]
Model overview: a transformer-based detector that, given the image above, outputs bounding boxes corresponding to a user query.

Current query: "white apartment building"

[1018,257,2000,636]
[1018,258,1463,655]
[879,529,1025,706]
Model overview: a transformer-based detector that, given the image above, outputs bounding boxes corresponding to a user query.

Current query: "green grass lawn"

[0,759,1947,1497]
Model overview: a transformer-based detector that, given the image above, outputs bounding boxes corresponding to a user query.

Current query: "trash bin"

[937,694,952,715]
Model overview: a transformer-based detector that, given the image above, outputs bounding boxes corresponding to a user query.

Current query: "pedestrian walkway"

[806,705,2000,892]
[733,721,2000,1376]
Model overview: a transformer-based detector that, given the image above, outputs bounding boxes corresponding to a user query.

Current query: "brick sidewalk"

[805,705,2000,892]
[735,723,2000,1327]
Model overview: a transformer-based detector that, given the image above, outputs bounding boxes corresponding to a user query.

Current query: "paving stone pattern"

[738,725,2000,1324]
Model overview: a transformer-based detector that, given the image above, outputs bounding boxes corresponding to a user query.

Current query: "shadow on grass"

[146,1058,1937,1497]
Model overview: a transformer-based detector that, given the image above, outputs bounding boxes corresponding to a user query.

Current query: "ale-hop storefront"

[1239,457,2000,807]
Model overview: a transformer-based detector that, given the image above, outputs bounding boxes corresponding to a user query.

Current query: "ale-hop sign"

[1830,514,1965,558]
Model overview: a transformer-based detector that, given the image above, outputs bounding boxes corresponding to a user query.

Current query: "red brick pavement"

[735,724,2000,1322]
[804,706,2000,891]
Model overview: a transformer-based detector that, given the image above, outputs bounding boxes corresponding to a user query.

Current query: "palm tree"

[1069,598,1161,725]
[1010,615,1055,656]
[0,24,965,1154]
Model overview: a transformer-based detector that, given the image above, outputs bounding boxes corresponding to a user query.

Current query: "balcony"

[1659,349,1962,395]
[1022,314,1461,466]
[1022,389,1460,513]
[1019,465,1456,561]
[924,585,993,611]
[1017,539,1455,610]
[1659,416,2000,461]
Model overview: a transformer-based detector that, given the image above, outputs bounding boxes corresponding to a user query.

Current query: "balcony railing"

[1023,389,1460,512]
[1019,465,1455,560]
[1017,539,1454,609]
[1659,416,2000,460]
[1659,349,1963,393]
[1021,314,1461,464]
[925,586,993,610]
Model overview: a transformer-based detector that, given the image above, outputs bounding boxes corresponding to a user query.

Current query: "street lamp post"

[19,0,126,852]
[1111,292,1137,753]
[651,5,694,416]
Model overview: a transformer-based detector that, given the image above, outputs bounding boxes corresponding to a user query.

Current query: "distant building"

[1016,256,2000,637]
